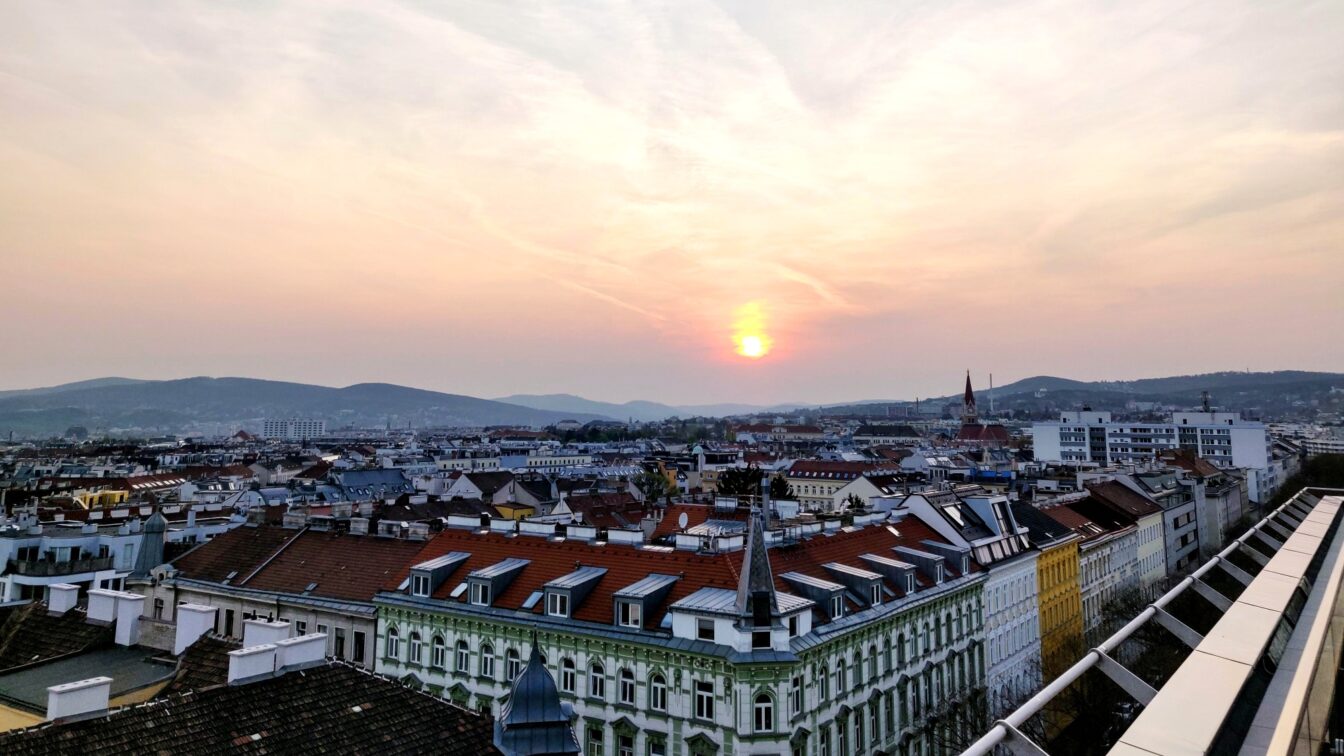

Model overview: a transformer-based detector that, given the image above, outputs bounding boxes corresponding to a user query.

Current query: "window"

[456,641,470,673]
[869,583,881,605]
[432,635,446,668]
[650,739,667,756]
[561,658,577,693]
[386,627,401,659]
[506,648,522,680]
[353,631,365,665]
[754,693,774,732]
[618,735,634,756]
[753,630,771,649]
[152,598,164,620]
[695,680,715,720]
[619,668,636,705]
[650,673,667,711]
[411,573,430,597]
[589,662,606,699]
[618,601,641,628]
[295,620,308,635]
[480,643,495,677]
[790,676,803,715]
[224,609,236,638]
[835,659,847,691]
[830,595,843,618]
[788,615,800,637]
[471,582,491,606]
[587,727,603,756]
[818,664,830,700]
[696,618,714,642]
[334,627,347,659]
[820,728,832,756]
[547,592,569,618]
[406,631,422,664]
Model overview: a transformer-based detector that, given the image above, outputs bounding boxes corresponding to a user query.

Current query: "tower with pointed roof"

[735,507,781,647]
[496,637,580,755]
[129,509,168,582]
[962,370,978,424]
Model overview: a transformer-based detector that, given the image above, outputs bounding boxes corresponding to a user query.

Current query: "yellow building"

[1013,503,1084,681]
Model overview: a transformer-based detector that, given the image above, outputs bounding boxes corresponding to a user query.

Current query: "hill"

[495,394,807,422]
[0,377,611,438]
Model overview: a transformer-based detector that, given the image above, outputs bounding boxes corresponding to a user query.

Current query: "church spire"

[735,507,779,628]
[962,370,978,423]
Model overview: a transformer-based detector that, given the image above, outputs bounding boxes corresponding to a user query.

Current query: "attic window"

[450,583,468,599]
[304,582,318,592]
[905,574,915,593]
[869,584,881,606]
[411,574,430,597]
[470,582,491,606]
[830,595,844,618]
[546,592,569,618]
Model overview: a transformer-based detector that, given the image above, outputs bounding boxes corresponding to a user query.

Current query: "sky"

[2,0,1342,405]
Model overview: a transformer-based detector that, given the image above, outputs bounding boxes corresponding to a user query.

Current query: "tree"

[717,465,764,497]
[768,476,794,500]
[634,468,676,503]
[843,493,865,511]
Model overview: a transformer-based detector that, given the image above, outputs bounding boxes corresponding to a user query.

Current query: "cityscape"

[3,1,1343,755]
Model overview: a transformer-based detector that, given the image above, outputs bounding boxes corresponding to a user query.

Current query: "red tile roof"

[385,517,977,628]
[239,529,429,602]
[1085,480,1163,521]
[652,503,748,539]
[171,524,297,582]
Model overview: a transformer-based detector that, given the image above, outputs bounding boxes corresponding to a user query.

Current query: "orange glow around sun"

[732,302,773,359]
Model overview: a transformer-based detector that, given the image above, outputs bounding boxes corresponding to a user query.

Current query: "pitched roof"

[0,604,112,671]
[1085,480,1163,521]
[0,663,499,755]
[238,529,429,602]
[170,524,297,582]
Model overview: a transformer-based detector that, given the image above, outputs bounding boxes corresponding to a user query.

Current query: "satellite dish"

[677,512,689,530]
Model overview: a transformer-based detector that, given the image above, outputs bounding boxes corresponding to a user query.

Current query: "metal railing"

[959,489,1334,756]
[5,555,115,577]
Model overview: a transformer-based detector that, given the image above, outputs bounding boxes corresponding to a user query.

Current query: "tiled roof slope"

[1085,480,1163,521]
[163,634,234,694]
[385,516,979,627]
[0,663,499,755]
[240,530,427,601]
[170,524,296,581]
[0,604,111,671]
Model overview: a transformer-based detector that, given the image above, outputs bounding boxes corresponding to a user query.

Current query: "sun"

[731,302,773,359]
[738,334,767,358]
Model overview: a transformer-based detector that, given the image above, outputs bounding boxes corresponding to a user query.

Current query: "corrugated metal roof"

[470,557,529,579]
[779,571,844,592]
[823,562,882,580]
[670,587,738,614]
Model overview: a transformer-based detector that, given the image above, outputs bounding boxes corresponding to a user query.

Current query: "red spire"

[962,371,977,422]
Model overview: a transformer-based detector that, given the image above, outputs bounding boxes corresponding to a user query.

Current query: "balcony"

[5,556,115,577]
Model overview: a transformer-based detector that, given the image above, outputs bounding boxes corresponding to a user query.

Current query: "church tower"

[962,370,978,423]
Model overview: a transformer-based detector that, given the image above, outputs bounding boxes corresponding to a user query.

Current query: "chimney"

[242,618,291,647]
[47,584,80,616]
[186,508,197,528]
[174,604,218,655]
[46,677,112,721]
[86,588,119,624]
[349,517,369,536]
[113,593,144,646]
[357,501,373,518]
[275,633,327,671]
[408,522,429,541]
[227,643,278,684]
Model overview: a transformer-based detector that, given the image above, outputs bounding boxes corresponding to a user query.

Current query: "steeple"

[735,507,779,629]
[496,634,580,755]
[130,509,168,581]
[962,370,978,424]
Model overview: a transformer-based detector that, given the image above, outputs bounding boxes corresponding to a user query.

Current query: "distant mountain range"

[817,371,1344,417]
[0,377,612,438]
[493,394,806,423]
[1,370,1339,438]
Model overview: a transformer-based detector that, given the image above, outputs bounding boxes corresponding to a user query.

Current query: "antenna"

[989,372,994,416]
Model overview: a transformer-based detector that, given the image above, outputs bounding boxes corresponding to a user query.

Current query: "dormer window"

[617,601,641,628]
[411,573,430,597]
[906,574,916,593]
[830,595,844,618]
[752,630,771,649]
[546,592,569,618]
[470,582,491,606]
[869,584,882,606]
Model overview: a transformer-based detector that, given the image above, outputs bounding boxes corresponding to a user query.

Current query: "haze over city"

[3,0,1343,405]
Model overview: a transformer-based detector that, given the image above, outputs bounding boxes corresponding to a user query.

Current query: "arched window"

[853,651,864,687]
[817,663,830,700]
[506,648,522,680]
[408,631,423,664]
[479,643,495,677]
[650,673,667,711]
[431,635,446,668]
[618,667,636,705]
[589,661,605,699]
[897,632,908,665]
[385,626,400,659]
[560,658,576,693]
[868,644,878,678]
[753,693,774,733]
[835,659,847,692]
[455,640,470,672]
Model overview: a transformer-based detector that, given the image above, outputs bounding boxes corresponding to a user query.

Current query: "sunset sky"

[2,1,1342,405]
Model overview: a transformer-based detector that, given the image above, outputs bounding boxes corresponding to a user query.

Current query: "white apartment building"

[260,418,327,441]
[1033,411,1277,502]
